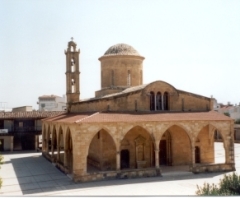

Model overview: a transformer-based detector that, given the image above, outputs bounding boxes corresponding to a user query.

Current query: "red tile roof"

[43,111,233,124]
[0,111,65,119]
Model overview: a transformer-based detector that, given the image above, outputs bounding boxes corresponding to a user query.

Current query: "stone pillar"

[116,151,120,170]
[64,149,68,167]
[155,149,159,168]
[57,145,60,161]
[154,140,159,168]
[225,136,234,164]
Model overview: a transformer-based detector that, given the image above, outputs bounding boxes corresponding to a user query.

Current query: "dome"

[103,43,140,56]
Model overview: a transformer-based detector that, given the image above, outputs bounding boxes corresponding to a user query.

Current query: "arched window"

[163,92,169,110]
[150,91,155,111]
[71,79,75,93]
[156,92,162,110]
[71,58,75,72]
[127,70,131,86]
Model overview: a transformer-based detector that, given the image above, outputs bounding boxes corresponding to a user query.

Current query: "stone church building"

[42,40,235,182]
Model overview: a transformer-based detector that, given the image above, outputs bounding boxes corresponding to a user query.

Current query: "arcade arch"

[87,129,116,173]
[120,126,155,169]
[159,125,191,167]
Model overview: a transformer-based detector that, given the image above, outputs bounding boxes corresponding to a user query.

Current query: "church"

[42,40,235,182]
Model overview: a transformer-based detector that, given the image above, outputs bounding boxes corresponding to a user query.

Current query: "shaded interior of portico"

[159,125,192,173]
[65,128,73,172]
[87,129,116,173]
[196,125,226,164]
[58,127,64,164]
[120,126,155,170]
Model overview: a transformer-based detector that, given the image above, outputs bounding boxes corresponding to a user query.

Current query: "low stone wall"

[73,168,161,182]
[190,163,235,173]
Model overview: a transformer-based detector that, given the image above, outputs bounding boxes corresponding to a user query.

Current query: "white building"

[37,95,66,111]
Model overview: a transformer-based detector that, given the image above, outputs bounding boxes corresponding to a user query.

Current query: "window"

[156,92,162,110]
[71,58,75,72]
[127,70,131,86]
[71,79,75,93]
[150,91,155,111]
[163,92,169,110]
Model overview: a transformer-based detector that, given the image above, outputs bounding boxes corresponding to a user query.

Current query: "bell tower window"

[71,58,75,72]
[71,79,75,93]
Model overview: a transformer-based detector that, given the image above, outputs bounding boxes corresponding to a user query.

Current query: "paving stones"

[0,142,240,196]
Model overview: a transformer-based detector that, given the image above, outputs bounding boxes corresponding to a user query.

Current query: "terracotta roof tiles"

[43,111,233,124]
[0,111,65,119]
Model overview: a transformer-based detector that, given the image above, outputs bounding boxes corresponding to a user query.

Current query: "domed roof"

[103,43,140,56]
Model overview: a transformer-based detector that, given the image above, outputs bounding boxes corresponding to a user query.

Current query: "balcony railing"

[3,126,42,133]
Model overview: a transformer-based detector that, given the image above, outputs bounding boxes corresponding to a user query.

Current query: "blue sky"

[0,0,240,110]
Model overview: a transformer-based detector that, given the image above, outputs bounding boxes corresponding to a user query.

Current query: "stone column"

[64,149,68,167]
[116,151,120,170]
[155,149,159,168]
[57,144,60,161]
[154,140,159,168]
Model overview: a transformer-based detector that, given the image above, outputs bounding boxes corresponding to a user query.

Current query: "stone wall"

[70,81,212,112]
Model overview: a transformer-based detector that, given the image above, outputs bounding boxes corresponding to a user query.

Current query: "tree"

[224,112,230,117]
[196,172,240,196]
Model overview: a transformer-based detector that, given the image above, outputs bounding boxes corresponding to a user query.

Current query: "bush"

[224,112,230,117]
[235,118,240,124]
[196,172,240,195]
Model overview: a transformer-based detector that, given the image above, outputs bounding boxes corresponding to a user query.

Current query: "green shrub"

[196,172,240,196]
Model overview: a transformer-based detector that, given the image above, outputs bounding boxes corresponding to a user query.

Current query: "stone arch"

[160,124,192,166]
[65,127,73,172]
[87,126,117,149]
[157,123,192,143]
[196,124,226,164]
[87,128,116,172]
[121,125,155,169]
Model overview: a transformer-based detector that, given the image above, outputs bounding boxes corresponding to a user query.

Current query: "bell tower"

[65,38,80,103]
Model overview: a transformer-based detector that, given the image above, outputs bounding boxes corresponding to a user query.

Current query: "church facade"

[42,40,235,182]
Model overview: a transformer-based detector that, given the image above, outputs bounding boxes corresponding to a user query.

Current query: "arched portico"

[64,128,73,172]
[87,129,116,172]
[51,127,57,161]
[120,126,155,169]
[57,127,64,164]
[159,125,192,168]
[196,124,226,164]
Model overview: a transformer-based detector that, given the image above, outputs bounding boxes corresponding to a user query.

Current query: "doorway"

[160,140,167,165]
[121,149,130,169]
[195,146,200,163]
[0,139,4,151]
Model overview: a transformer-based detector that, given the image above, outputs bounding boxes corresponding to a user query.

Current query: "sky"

[0,0,240,110]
